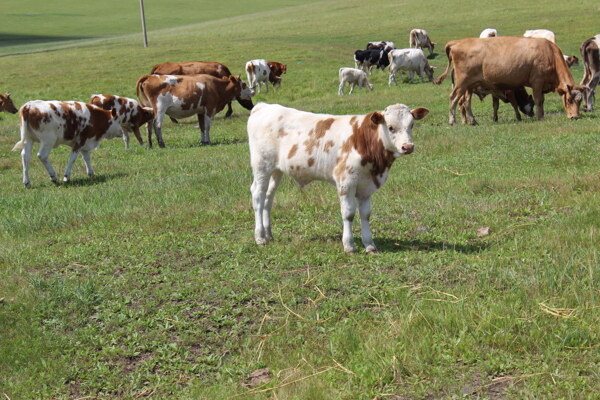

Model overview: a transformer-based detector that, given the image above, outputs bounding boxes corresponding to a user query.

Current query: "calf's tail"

[12,104,28,152]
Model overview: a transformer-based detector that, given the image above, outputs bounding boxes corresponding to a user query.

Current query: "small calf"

[89,94,154,148]
[388,48,434,85]
[12,100,123,188]
[338,67,373,95]
[0,93,18,114]
[479,28,498,38]
[247,102,429,253]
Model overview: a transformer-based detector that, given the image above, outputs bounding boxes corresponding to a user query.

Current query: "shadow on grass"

[0,33,92,48]
[375,237,489,254]
[64,172,127,187]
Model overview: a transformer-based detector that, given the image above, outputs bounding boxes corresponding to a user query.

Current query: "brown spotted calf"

[248,102,429,254]
[12,101,123,188]
[90,94,154,148]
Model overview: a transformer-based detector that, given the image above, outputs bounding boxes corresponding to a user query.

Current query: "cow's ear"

[370,112,385,125]
[556,87,566,96]
[411,107,429,120]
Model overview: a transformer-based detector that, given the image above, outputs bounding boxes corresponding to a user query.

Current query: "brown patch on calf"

[348,112,395,188]
[21,105,48,131]
[277,128,288,137]
[307,158,315,167]
[288,144,298,159]
[303,118,334,155]
[324,140,335,153]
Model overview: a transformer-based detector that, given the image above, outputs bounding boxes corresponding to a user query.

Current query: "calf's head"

[376,104,429,156]
[557,84,583,119]
[0,93,18,114]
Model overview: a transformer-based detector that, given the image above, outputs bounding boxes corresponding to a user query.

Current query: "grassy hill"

[1,0,599,399]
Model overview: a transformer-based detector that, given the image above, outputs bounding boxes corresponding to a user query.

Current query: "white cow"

[388,48,435,86]
[338,67,373,95]
[524,29,556,43]
[479,28,498,38]
[247,102,429,253]
[12,100,123,188]
[245,59,274,93]
[409,29,435,56]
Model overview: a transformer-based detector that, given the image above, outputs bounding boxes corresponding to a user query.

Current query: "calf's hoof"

[365,245,378,254]
[24,182,32,189]
[255,237,267,246]
[63,176,70,183]
[344,246,357,254]
[158,142,166,149]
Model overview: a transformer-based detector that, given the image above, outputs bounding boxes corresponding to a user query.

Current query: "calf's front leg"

[338,190,357,253]
[358,196,377,254]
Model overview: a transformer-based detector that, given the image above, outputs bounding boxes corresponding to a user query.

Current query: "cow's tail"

[433,43,454,85]
[12,104,28,152]
[136,76,152,108]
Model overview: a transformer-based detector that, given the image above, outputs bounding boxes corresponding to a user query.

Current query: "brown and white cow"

[580,35,600,111]
[0,93,18,114]
[136,74,254,147]
[245,59,285,93]
[434,36,583,124]
[267,61,287,87]
[409,29,435,57]
[247,102,429,254]
[89,94,154,148]
[12,100,123,188]
[150,61,254,117]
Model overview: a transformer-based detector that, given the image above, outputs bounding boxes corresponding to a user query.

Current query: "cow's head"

[582,86,595,112]
[424,64,435,81]
[557,84,583,119]
[377,104,429,156]
[0,93,18,114]
[230,75,255,100]
[565,55,579,67]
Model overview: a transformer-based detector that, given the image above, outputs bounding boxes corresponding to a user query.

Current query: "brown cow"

[136,74,254,147]
[0,93,18,114]
[580,35,600,111]
[267,61,287,87]
[150,61,253,117]
[434,36,583,124]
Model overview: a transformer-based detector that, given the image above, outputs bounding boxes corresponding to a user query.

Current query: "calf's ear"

[370,112,385,125]
[411,107,429,120]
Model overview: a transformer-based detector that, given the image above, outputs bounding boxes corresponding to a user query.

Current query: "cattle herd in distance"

[2,28,599,252]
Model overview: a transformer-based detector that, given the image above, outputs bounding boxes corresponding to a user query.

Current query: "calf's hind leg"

[262,170,283,241]
[251,170,272,245]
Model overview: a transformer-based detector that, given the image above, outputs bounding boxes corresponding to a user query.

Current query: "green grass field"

[1,0,599,398]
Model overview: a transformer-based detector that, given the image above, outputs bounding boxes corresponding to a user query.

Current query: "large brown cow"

[150,61,253,117]
[136,74,254,147]
[580,35,600,112]
[434,36,583,125]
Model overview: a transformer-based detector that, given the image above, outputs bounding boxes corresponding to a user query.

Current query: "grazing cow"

[0,93,18,114]
[150,61,253,117]
[89,94,154,148]
[136,74,254,147]
[388,48,434,85]
[354,49,390,74]
[479,28,498,38]
[409,29,435,56]
[461,87,534,122]
[12,101,123,188]
[580,35,600,111]
[247,102,429,253]
[434,36,583,124]
[338,67,373,95]
[524,29,556,43]
[366,41,396,51]
[245,59,282,93]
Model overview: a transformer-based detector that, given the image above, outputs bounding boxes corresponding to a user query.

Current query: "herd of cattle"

[1,28,600,252]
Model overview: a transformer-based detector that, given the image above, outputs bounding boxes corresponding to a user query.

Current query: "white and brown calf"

[479,28,498,38]
[523,29,556,43]
[12,100,123,188]
[136,74,254,147]
[245,59,277,93]
[247,102,429,254]
[409,29,435,57]
[388,48,434,86]
[338,67,373,95]
[89,94,154,148]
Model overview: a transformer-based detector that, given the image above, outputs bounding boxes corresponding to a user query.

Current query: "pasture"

[1,0,599,398]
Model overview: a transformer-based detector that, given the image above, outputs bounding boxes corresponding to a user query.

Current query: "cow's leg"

[349,83,355,94]
[388,68,397,86]
[338,81,345,95]
[122,129,130,149]
[147,119,154,148]
[197,114,212,145]
[459,95,468,124]
[492,96,500,122]
[449,87,466,125]
[37,140,58,183]
[506,94,523,121]
[463,92,478,125]
[338,186,358,253]
[262,170,283,241]
[585,75,599,111]
[20,140,34,188]
[225,102,233,118]
[408,70,415,84]
[251,170,273,245]
[63,150,81,182]
[81,150,94,177]
[532,86,545,120]
[357,196,377,254]
[154,113,166,148]
[132,127,145,147]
